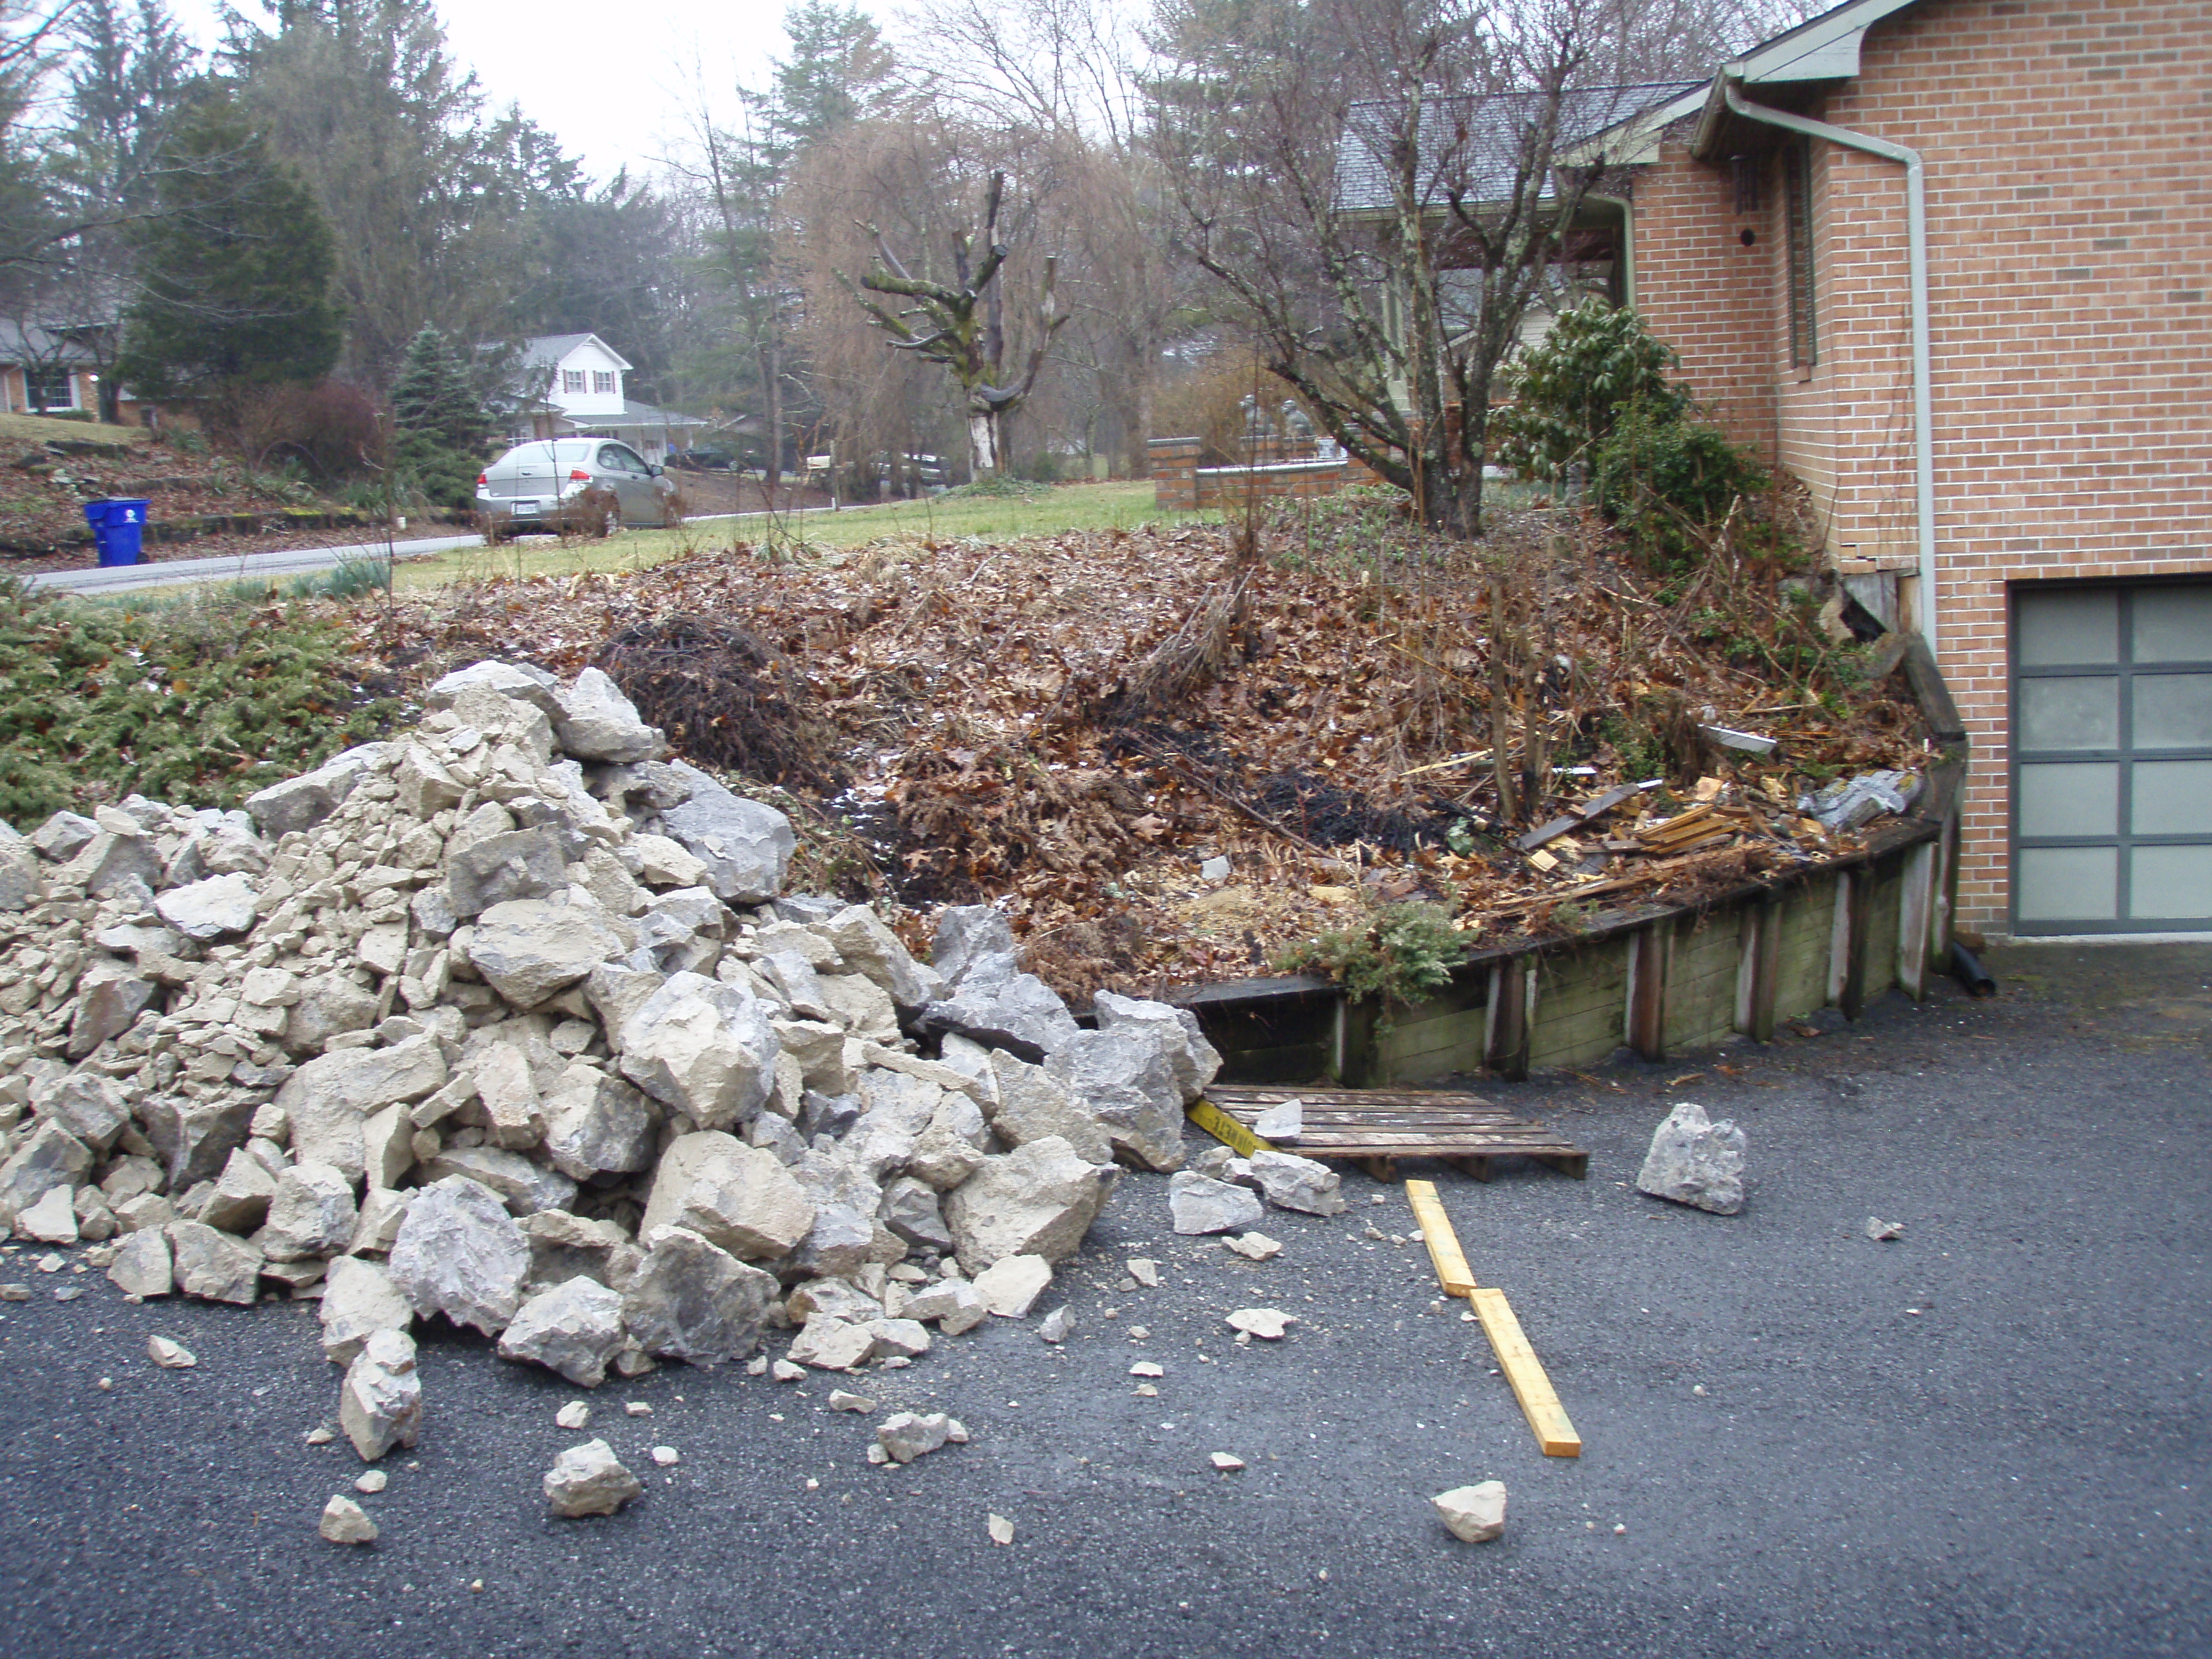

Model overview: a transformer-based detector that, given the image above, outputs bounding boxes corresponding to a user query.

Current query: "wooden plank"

[1403,1179,1478,1298]
[1468,1287,1581,1458]
[1184,1099,1276,1157]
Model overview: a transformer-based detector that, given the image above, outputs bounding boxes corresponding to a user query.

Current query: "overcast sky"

[168,1,832,181]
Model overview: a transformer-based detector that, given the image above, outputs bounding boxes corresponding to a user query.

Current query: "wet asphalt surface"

[0,944,2205,1658]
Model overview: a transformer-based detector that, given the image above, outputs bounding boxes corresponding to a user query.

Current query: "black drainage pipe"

[1948,940,1997,997]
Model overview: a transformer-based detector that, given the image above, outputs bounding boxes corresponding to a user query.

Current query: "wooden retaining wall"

[1172,639,1969,1086]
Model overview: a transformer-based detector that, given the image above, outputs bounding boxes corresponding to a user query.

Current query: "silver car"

[475,439,679,538]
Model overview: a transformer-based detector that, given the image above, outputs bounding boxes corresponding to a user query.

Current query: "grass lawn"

[388,480,1218,591]
[0,410,148,447]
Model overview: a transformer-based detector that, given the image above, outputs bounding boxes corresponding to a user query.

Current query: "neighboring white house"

[498,333,705,464]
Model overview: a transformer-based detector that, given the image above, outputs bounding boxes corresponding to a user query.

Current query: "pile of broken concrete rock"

[0,659,1232,1446]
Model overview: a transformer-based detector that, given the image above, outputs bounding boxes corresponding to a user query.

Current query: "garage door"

[2013,582,2212,932]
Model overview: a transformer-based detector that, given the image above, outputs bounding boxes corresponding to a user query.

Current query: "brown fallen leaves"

[368,508,1929,999]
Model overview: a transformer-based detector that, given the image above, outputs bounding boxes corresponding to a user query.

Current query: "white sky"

[167,0,848,183]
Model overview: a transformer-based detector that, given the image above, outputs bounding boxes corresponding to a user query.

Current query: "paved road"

[30,532,488,596]
[0,944,2204,1658]
[33,502,896,596]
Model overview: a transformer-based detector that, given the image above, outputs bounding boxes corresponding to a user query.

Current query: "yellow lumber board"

[1186,1098,1277,1158]
[1402,1179,1478,1298]
[1469,1287,1581,1458]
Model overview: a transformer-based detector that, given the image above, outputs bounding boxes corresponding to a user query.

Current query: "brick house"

[1592,0,2211,940]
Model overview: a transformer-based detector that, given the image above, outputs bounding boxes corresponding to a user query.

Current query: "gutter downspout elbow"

[1721,81,1936,651]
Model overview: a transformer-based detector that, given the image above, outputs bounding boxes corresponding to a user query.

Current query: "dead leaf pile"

[372,511,1931,998]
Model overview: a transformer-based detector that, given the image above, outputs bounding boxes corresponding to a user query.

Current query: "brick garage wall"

[1629,0,2212,935]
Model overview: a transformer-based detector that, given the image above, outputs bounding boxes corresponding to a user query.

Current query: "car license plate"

[511,498,539,513]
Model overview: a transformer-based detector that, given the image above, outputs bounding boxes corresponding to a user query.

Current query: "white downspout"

[1722,82,1936,649]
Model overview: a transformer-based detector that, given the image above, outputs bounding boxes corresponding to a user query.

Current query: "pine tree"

[113,88,342,413]
[390,323,487,509]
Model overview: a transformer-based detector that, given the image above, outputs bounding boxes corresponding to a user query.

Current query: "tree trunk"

[968,410,998,478]
[763,333,783,497]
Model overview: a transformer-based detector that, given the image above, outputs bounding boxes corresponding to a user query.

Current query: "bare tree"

[846,167,1068,479]
[1156,0,1796,534]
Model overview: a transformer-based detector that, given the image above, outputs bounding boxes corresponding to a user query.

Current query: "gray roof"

[1335,83,1702,213]
[559,400,706,431]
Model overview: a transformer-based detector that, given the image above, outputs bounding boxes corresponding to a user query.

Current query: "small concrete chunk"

[1168,1170,1264,1235]
[876,1411,954,1464]
[544,1439,643,1518]
[107,1228,173,1298]
[319,1256,413,1365]
[339,1329,423,1462]
[971,1254,1053,1318]
[1434,1480,1508,1543]
[318,1495,378,1545]
[1226,1307,1296,1340]
[147,1335,196,1369]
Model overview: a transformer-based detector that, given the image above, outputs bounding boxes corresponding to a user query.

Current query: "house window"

[1784,140,1817,368]
[562,369,586,395]
[592,371,615,395]
[24,366,76,411]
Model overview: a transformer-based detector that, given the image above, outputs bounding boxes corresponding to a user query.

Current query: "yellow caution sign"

[1185,1097,1277,1158]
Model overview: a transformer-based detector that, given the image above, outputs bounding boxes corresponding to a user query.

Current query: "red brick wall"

[1628,0,2212,935]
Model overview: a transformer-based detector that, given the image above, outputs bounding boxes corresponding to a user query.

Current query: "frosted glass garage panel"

[2018,763,2116,836]
[2016,590,2118,665]
[2133,674,2212,750]
[2128,847,2212,921]
[2019,677,2118,750]
[2132,760,2212,835]
[2015,847,2117,922]
[2134,588,2212,663]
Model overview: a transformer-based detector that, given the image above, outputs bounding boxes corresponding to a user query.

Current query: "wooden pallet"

[1198,1085,1588,1182]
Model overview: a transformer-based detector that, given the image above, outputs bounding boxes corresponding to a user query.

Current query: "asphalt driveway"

[0,943,2204,1658]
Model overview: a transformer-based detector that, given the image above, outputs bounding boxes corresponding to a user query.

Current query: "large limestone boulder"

[446,828,568,920]
[621,1226,778,1366]
[643,1131,814,1262]
[276,1037,448,1183]
[541,1063,656,1180]
[320,1256,414,1364]
[818,905,941,1012]
[1637,1102,1745,1215]
[1046,1028,1187,1172]
[1092,990,1223,1103]
[154,872,258,941]
[944,1135,1117,1273]
[553,667,661,763]
[617,972,779,1130]
[498,1276,628,1387]
[467,900,625,1007]
[656,763,795,904]
[260,1159,359,1260]
[984,1051,1112,1166]
[387,1175,531,1335]
[242,742,387,835]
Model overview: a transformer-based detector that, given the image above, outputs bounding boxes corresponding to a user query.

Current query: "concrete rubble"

[0,660,1238,1514]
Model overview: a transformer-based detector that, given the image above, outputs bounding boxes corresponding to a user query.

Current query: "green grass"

[0,409,148,448]
[386,481,1220,592]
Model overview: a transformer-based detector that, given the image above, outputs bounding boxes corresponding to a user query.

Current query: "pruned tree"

[847,168,1067,478]
[1153,0,1791,534]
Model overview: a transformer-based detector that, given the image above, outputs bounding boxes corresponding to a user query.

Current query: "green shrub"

[0,580,395,825]
[1276,900,1465,1028]
[1590,401,1768,573]
[1492,301,1688,481]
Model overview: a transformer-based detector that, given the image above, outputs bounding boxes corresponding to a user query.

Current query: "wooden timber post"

[1626,922,1669,1061]
[1485,956,1532,1079]
[1839,860,1878,1020]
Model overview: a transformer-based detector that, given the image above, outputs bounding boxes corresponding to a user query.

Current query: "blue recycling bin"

[84,498,149,567]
